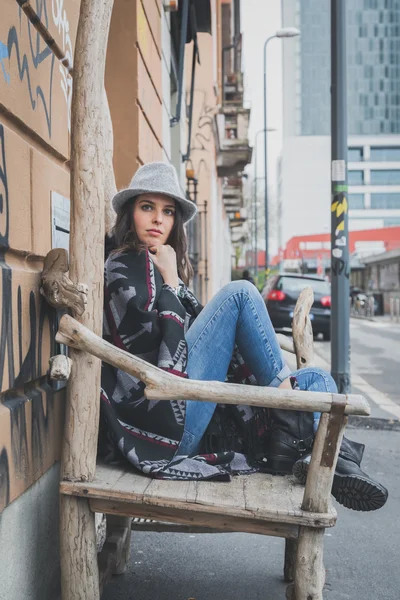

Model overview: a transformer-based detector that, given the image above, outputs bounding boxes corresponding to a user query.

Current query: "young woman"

[100,161,387,512]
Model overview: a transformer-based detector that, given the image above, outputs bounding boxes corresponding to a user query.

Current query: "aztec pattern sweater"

[100,249,270,480]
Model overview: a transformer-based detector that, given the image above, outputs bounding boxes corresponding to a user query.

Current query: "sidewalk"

[351,312,400,326]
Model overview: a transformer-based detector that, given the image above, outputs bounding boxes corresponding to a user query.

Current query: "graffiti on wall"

[0,0,73,137]
[51,0,73,130]
[2,1,55,136]
[0,381,64,513]
[189,90,214,154]
[0,41,10,84]
[0,124,9,248]
[0,123,63,512]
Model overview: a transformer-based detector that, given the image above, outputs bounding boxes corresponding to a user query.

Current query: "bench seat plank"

[61,461,337,536]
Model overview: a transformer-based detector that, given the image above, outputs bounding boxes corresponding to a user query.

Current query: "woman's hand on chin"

[148,245,179,288]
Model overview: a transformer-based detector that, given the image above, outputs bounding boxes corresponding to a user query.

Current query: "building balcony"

[228,207,247,228]
[223,72,244,106]
[222,175,243,210]
[215,107,252,177]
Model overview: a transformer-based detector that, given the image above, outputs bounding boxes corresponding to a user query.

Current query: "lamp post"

[253,129,264,279]
[253,128,276,279]
[263,27,300,274]
[252,178,263,276]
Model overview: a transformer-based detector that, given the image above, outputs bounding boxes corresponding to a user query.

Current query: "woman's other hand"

[149,245,179,288]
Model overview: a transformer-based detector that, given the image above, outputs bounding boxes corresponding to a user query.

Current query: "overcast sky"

[241,0,284,191]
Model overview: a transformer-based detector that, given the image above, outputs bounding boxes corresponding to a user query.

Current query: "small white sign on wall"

[50,191,71,380]
[51,191,70,251]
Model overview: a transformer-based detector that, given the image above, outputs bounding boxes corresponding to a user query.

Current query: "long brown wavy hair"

[111,196,193,286]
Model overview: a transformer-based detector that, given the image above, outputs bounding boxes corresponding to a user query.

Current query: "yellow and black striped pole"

[331,0,350,393]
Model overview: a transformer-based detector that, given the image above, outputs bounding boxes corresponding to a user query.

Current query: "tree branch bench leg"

[60,495,100,600]
[287,526,325,600]
[106,515,132,575]
[284,538,298,582]
[98,516,132,594]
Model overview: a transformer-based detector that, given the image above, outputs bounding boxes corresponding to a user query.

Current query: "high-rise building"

[280,0,400,250]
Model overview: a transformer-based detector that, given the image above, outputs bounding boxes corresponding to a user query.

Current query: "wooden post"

[62,0,113,483]
[292,287,315,370]
[291,527,326,600]
[284,286,315,582]
[60,1,114,599]
[289,406,347,599]
[60,496,100,600]
[284,538,297,583]
[102,89,117,235]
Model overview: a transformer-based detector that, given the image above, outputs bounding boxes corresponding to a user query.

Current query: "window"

[384,217,400,226]
[277,276,330,295]
[348,147,363,161]
[348,194,365,209]
[370,170,400,184]
[379,263,400,291]
[370,193,400,209]
[348,170,364,185]
[370,147,400,161]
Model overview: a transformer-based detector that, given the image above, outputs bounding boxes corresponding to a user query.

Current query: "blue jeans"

[178,281,337,456]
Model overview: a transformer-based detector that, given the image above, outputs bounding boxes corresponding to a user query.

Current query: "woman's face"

[132,194,176,248]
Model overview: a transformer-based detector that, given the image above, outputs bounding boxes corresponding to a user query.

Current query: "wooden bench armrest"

[56,314,370,417]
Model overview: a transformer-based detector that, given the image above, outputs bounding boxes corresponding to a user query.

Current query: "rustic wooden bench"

[43,278,369,600]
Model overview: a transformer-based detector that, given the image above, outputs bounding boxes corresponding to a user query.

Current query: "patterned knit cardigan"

[100,249,270,480]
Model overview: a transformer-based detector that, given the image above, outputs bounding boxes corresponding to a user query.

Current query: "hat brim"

[112,188,197,223]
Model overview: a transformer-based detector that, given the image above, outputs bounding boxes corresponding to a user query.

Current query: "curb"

[350,314,376,323]
[350,315,400,325]
[348,415,400,431]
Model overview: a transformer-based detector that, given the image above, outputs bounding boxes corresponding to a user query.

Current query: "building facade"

[282,226,400,275]
[0,1,251,598]
[280,0,400,248]
[362,247,400,314]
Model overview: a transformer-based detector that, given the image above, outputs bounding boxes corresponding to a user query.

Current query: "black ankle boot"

[267,409,314,474]
[292,436,388,512]
[267,377,314,474]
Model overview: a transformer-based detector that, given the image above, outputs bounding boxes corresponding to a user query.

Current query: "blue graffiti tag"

[0,41,10,84]
[7,26,54,137]
[0,124,9,248]
[1,0,54,138]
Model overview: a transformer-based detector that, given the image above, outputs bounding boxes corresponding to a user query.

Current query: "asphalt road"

[102,428,400,600]
[314,317,400,419]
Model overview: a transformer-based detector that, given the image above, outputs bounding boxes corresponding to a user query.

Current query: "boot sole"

[293,461,388,512]
[292,459,309,486]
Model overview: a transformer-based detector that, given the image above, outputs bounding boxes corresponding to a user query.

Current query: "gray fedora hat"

[112,162,197,223]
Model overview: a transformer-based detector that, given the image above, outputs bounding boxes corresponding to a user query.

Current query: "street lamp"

[252,128,276,279]
[263,27,300,273]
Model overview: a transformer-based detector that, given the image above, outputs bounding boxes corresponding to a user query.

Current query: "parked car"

[262,274,331,340]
